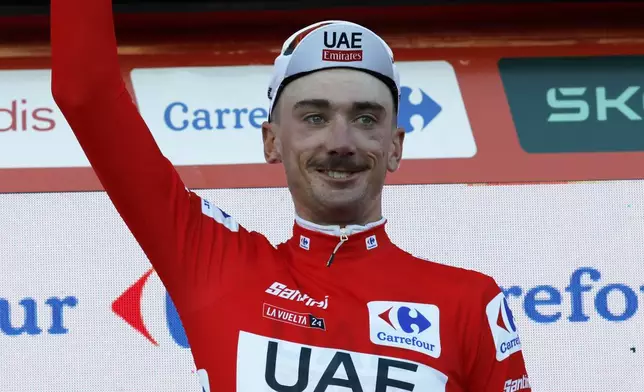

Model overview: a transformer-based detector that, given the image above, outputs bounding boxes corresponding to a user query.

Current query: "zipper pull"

[326,233,348,267]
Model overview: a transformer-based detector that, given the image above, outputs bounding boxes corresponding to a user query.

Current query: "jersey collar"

[286,215,393,266]
[294,214,387,237]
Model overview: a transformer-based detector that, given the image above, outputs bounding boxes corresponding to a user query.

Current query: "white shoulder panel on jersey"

[486,292,523,361]
[197,369,210,392]
[200,199,240,232]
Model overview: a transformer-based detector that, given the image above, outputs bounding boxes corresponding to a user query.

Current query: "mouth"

[315,169,365,182]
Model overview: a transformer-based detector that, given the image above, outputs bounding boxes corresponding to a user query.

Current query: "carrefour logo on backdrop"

[395,61,477,159]
[161,85,442,134]
[397,86,442,133]
[130,62,476,165]
[502,267,644,324]
[130,66,271,166]
[163,101,268,131]
[1,295,77,336]
[160,84,444,133]
[112,269,189,348]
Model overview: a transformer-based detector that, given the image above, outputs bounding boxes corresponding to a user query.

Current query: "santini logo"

[368,301,441,359]
[265,282,329,309]
[504,375,531,392]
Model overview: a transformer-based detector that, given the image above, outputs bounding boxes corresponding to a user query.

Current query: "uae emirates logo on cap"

[322,31,363,62]
[283,22,334,56]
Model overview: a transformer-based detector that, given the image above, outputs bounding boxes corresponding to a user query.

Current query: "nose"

[324,117,356,156]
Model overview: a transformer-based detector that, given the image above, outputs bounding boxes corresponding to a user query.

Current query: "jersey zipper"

[326,229,349,267]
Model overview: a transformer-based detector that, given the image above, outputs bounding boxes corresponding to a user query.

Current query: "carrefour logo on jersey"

[367,301,441,359]
[486,292,522,361]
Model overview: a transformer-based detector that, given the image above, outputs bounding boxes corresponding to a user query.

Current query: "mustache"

[310,155,369,172]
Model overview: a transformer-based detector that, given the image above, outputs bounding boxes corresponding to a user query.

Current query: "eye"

[355,115,377,126]
[304,114,326,125]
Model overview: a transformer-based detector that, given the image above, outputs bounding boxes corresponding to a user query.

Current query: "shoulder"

[393,250,523,356]
[197,196,277,251]
[199,197,241,232]
[394,248,501,301]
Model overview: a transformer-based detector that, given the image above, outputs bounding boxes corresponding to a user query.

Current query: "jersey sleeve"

[466,279,532,392]
[50,0,259,307]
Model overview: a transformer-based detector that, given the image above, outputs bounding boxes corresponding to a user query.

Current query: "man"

[51,0,532,390]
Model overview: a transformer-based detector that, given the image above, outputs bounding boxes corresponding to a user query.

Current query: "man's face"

[262,68,404,225]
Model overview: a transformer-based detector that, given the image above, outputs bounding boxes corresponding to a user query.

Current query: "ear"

[262,121,282,164]
[387,127,405,172]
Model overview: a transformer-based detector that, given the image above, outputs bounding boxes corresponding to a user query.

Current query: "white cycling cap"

[267,20,401,121]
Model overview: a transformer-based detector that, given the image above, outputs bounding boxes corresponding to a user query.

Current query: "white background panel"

[1,181,643,391]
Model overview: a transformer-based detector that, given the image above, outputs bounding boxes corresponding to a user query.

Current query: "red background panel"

[1,3,644,193]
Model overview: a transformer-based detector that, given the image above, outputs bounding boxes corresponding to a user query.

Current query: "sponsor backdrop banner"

[2,53,644,193]
[1,182,643,391]
[130,61,476,164]
[499,55,644,154]
[0,69,89,169]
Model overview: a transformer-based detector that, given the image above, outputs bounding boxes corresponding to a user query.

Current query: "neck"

[294,200,383,227]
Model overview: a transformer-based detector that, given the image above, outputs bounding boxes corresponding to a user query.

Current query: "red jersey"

[50,0,532,391]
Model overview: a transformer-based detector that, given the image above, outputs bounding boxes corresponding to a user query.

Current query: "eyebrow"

[352,101,386,114]
[292,99,387,114]
[292,99,331,111]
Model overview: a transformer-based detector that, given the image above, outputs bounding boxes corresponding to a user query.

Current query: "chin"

[312,187,368,214]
